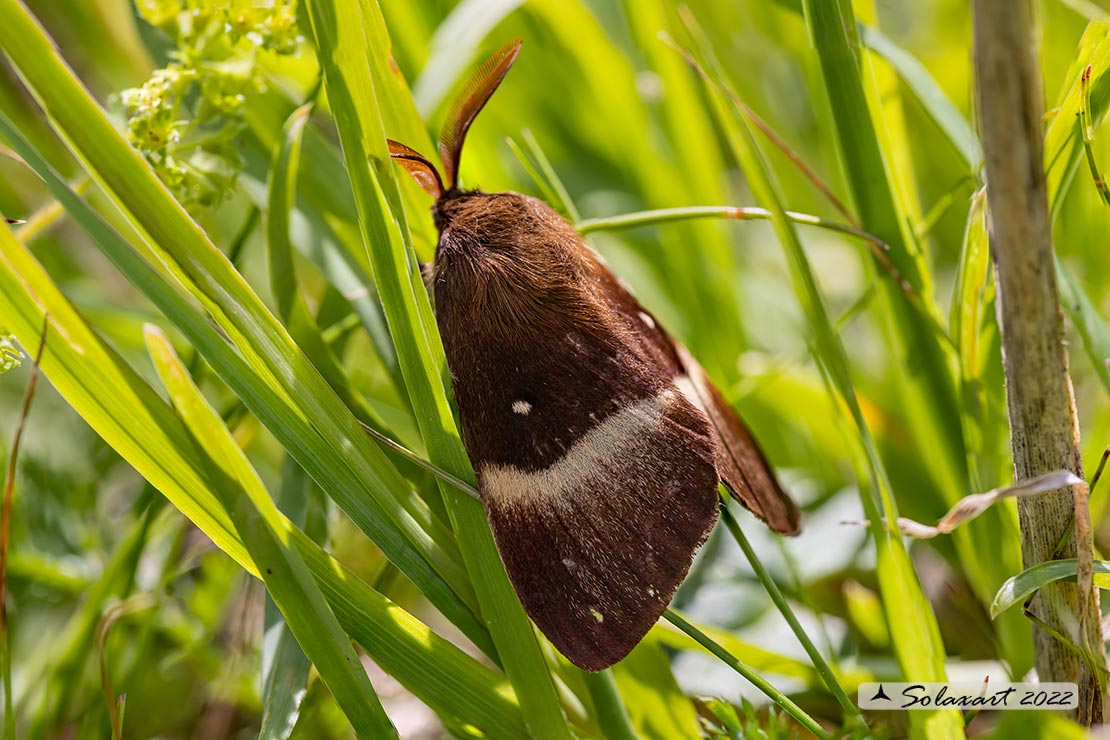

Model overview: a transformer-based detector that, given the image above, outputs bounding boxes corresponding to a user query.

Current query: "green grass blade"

[855,15,1110,408]
[949,189,991,430]
[263,103,424,461]
[1058,258,1110,394]
[145,326,399,739]
[1045,21,1110,215]
[260,627,310,740]
[267,104,314,324]
[291,526,526,738]
[0,226,526,738]
[0,103,489,651]
[0,0,487,636]
[301,0,571,734]
[992,559,1110,619]
[681,19,963,737]
[260,459,319,740]
[412,0,524,116]
[243,93,405,391]
[25,500,158,731]
[773,0,982,170]
[517,130,580,221]
[577,205,894,248]
[504,136,567,214]
[857,25,982,169]
[781,11,992,625]
[577,670,638,740]
[947,188,1029,672]
[651,619,871,690]
[719,500,860,723]
[265,104,365,408]
[800,0,1027,692]
[0,238,246,567]
[663,610,831,740]
[798,0,972,501]
[610,641,700,740]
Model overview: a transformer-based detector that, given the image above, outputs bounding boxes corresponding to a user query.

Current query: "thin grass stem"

[505,136,563,211]
[577,205,885,244]
[0,318,47,740]
[1080,65,1110,209]
[521,129,580,222]
[662,608,831,739]
[719,499,861,723]
[357,421,480,500]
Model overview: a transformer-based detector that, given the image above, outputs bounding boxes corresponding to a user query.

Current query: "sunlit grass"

[0,0,1108,738]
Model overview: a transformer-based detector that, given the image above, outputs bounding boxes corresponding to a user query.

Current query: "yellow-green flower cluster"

[122,0,301,206]
[0,333,23,374]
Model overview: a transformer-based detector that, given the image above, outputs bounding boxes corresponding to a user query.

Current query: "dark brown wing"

[476,386,721,671]
[433,194,721,671]
[586,252,800,535]
[433,191,796,671]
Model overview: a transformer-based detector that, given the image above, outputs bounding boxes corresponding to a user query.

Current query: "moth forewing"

[385,40,800,672]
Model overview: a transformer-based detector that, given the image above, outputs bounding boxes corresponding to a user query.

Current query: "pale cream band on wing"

[480,387,685,507]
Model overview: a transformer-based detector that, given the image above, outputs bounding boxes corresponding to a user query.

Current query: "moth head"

[387,38,522,222]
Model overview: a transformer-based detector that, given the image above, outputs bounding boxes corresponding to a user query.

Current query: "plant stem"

[0,319,46,740]
[662,608,831,740]
[580,670,638,740]
[576,206,886,247]
[973,0,1105,723]
[719,500,862,723]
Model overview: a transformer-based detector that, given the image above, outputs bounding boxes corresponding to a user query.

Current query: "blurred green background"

[1,0,1110,738]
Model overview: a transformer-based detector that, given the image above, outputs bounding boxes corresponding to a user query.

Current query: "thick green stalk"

[973,0,1104,723]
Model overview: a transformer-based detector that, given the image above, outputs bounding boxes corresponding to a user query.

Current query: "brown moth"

[388,39,800,672]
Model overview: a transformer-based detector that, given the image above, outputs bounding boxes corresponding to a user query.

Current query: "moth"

[388,40,800,671]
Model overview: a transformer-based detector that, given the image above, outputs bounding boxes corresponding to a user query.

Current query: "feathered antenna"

[387,139,445,198]
[439,39,522,191]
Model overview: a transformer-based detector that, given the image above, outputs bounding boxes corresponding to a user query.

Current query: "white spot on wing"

[512,400,532,415]
[639,311,656,329]
[590,608,605,623]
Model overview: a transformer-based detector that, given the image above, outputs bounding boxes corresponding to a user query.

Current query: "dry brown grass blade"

[845,469,1084,538]
[0,318,47,612]
[0,317,47,732]
[98,595,155,740]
